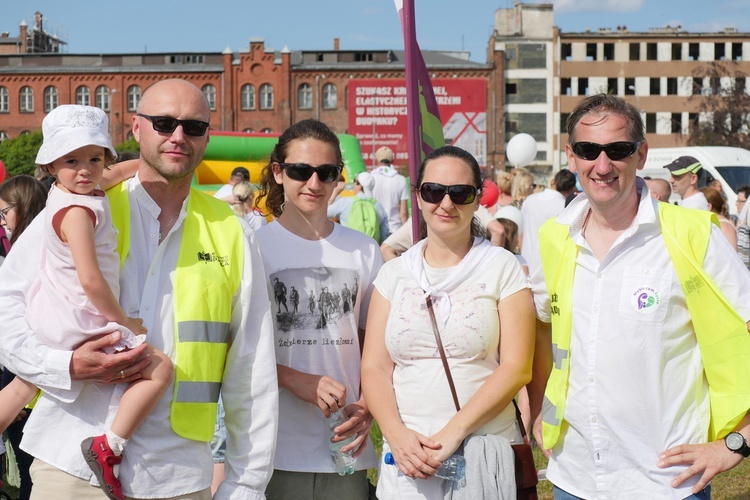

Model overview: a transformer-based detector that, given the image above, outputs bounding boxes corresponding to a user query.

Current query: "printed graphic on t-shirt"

[270,267,359,334]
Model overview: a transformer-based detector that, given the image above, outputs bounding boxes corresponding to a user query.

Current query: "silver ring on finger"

[119,370,126,379]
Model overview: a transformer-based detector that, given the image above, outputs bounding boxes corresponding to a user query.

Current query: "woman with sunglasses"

[254,119,383,499]
[0,174,47,500]
[361,145,535,498]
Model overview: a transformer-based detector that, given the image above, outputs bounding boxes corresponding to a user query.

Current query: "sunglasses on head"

[137,114,209,137]
[570,141,641,161]
[419,182,480,205]
[278,163,342,183]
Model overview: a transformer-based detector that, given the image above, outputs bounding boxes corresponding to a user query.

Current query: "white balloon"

[506,133,538,167]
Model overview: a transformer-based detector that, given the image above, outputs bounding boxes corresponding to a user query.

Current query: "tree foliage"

[688,61,750,149]
[0,131,43,177]
[115,136,140,153]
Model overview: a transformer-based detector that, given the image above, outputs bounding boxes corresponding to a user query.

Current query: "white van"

[639,146,750,215]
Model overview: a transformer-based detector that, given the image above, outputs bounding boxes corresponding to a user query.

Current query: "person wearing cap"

[519,168,577,277]
[214,166,251,201]
[664,156,710,211]
[327,171,389,242]
[528,94,750,499]
[371,146,409,233]
[0,81,278,500]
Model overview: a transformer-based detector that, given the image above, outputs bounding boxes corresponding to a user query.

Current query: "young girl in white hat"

[0,105,173,500]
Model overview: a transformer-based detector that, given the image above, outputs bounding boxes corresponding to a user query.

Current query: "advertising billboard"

[348,78,487,171]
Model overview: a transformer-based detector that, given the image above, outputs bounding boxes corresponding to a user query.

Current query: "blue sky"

[3,1,750,62]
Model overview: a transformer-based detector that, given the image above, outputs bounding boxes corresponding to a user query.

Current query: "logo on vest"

[197,251,229,267]
[631,286,660,314]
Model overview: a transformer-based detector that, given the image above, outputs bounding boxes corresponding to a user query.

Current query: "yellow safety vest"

[538,202,750,449]
[107,182,244,442]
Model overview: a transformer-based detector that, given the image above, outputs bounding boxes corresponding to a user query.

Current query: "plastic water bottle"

[328,410,357,475]
[383,452,466,481]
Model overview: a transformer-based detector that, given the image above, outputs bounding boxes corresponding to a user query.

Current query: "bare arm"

[361,290,442,479]
[101,159,138,190]
[528,319,553,455]
[429,288,535,460]
[276,364,346,418]
[399,199,408,224]
[380,242,400,261]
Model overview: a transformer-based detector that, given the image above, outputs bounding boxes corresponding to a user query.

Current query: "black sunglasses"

[278,163,342,183]
[419,182,480,205]
[137,114,209,137]
[570,141,641,161]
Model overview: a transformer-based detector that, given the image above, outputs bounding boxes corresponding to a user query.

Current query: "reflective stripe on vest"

[107,183,243,442]
[538,203,750,448]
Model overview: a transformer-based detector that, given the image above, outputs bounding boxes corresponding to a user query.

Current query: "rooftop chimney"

[334,38,340,50]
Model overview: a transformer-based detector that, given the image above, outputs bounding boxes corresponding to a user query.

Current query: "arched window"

[243,128,255,133]
[0,131,8,143]
[44,86,58,112]
[202,84,216,111]
[261,128,273,134]
[19,86,34,112]
[95,86,110,111]
[0,87,9,113]
[298,83,312,109]
[127,85,141,112]
[241,84,255,110]
[322,83,337,109]
[76,86,90,106]
[259,84,274,110]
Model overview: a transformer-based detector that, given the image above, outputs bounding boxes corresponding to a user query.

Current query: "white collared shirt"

[531,178,750,498]
[0,175,278,500]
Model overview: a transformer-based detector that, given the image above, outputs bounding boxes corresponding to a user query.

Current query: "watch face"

[726,432,745,451]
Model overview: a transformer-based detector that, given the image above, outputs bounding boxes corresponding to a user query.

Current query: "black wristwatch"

[725,432,750,458]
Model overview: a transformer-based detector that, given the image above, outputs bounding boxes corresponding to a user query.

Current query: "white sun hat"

[35,105,117,165]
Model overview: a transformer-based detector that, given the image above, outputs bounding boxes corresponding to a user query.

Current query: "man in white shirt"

[529,94,750,499]
[0,79,278,500]
[213,166,250,201]
[371,146,409,234]
[665,156,710,210]
[520,168,576,275]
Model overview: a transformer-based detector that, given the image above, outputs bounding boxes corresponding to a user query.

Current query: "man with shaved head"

[0,79,277,500]
[646,177,672,203]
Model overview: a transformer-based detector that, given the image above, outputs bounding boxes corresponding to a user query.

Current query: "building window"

[260,84,273,110]
[202,85,216,111]
[586,43,596,61]
[505,113,546,142]
[322,83,337,109]
[689,43,700,61]
[506,43,546,69]
[732,43,743,61]
[646,113,656,133]
[607,78,618,94]
[95,86,110,112]
[261,127,273,134]
[603,43,614,61]
[715,43,726,61]
[243,128,254,133]
[672,43,682,61]
[561,43,572,61]
[560,113,570,133]
[76,86,90,106]
[625,78,636,95]
[507,79,546,103]
[20,86,34,113]
[671,113,682,134]
[650,77,660,95]
[44,86,58,112]
[298,83,312,109]
[127,85,141,112]
[561,78,572,96]
[666,78,678,95]
[578,78,589,96]
[647,43,657,60]
[506,82,517,95]
[241,84,255,110]
[0,87,8,113]
[688,113,698,132]
[0,131,7,143]
[629,43,640,61]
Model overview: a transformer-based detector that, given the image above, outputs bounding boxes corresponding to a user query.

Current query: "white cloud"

[553,0,645,13]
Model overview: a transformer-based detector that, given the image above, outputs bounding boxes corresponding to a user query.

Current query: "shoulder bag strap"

[426,295,529,438]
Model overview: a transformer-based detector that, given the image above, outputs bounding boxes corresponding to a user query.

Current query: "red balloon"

[0,160,5,183]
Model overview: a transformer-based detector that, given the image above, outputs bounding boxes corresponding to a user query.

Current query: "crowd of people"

[0,84,748,500]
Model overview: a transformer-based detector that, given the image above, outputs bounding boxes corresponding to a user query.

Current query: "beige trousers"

[29,459,211,500]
